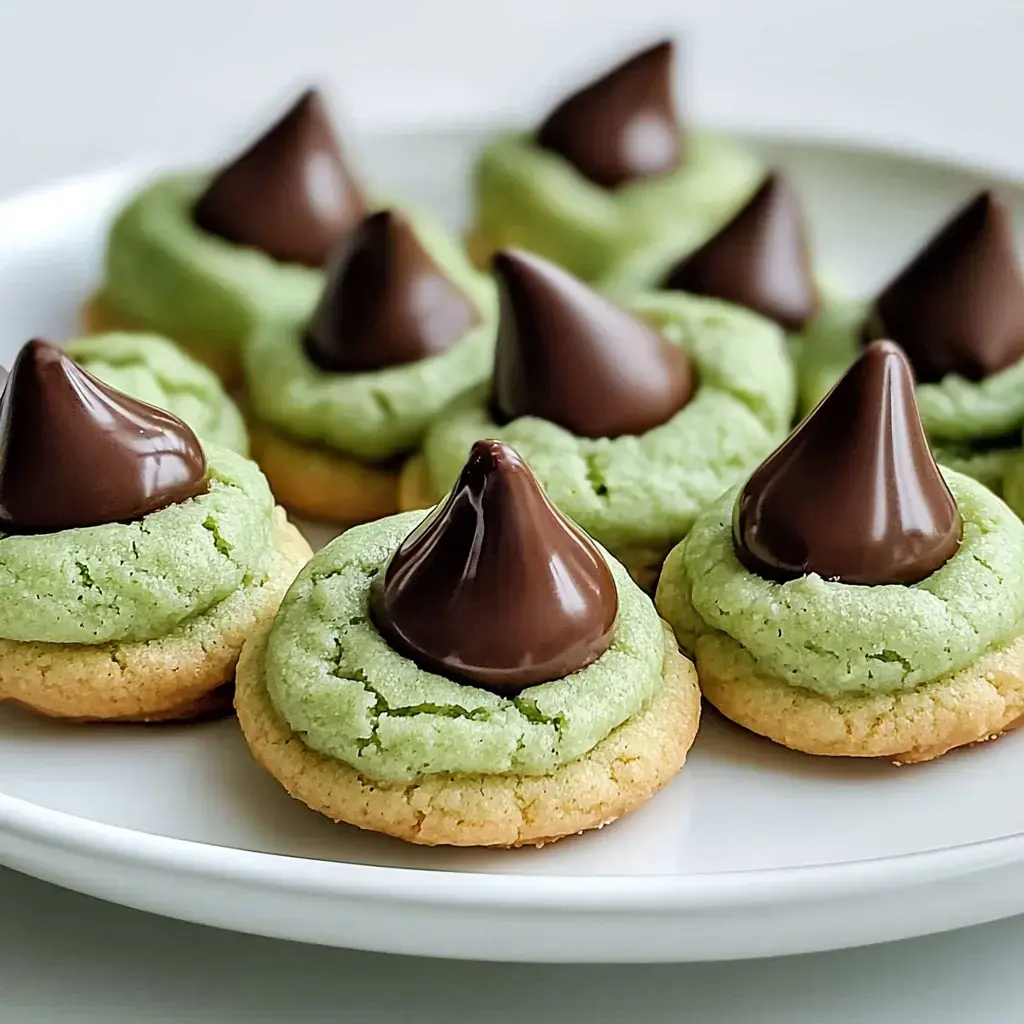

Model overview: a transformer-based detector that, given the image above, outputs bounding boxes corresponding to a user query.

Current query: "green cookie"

[0,447,275,645]
[244,209,498,462]
[98,172,327,363]
[263,510,665,784]
[656,469,1024,698]
[473,132,762,283]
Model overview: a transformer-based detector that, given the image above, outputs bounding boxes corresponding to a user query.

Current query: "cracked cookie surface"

[418,292,794,566]
[0,446,275,644]
[0,510,311,721]
[656,470,1024,699]
[262,510,666,784]
[237,619,699,846]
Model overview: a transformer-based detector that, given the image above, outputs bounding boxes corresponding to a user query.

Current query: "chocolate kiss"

[371,440,618,693]
[661,172,820,330]
[304,210,482,372]
[536,39,682,189]
[864,191,1024,382]
[733,340,961,586]
[193,89,366,268]
[0,340,207,533]
[491,249,694,438]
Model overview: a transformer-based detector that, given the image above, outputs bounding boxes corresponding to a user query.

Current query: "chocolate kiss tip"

[0,339,207,534]
[490,248,693,438]
[661,170,820,331]
[536,38,682,189]
[193,87,366,269]
[733,339,961,587]
[864,190,1024,383]
[371,439,618,694]
[304,208,481,373]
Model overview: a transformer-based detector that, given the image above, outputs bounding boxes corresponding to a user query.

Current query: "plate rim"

[3,785,1024,910]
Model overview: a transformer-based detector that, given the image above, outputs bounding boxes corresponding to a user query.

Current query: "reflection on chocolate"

[491,249,693,438]
[536,40,682,189]
[193,89,366,268]
[864,191,1024,382]
[733,340,961,586]
[371,440,618,693]
[661,172,819,330]
[0,340,207,533]
[304,210,481,372]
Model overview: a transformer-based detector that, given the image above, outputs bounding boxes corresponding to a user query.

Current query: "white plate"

[0,130,1022,963]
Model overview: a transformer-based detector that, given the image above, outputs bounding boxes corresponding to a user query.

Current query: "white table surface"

[4,0,1024,1017]
[0,862,1019,1022]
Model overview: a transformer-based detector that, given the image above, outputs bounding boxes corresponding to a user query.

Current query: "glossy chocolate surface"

[733,340,961,586]
[371,440,618,693]
[536,40,682,189]
[193,88,366,268]
[304,209,481,372]
[661,172,819,330]
[0,340,207,533]
[864,191,1024,382]
[490,249,693,438]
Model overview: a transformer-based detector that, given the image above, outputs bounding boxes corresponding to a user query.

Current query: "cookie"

[237,441,700,845]
[0,339,312,722]
[658,342,1024,760]
[469,42,760,283]
[87,90,365,385]
[243,206,497,524]
[238,609,697,846]
[0,512,310,722]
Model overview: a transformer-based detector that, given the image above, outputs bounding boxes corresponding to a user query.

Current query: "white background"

[2,0,1024,1019]
[0,0,1021,191]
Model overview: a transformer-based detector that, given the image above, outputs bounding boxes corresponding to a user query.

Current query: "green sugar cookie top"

[244,212,498,462]
[100,172,326,355]
[420,292,795,567]
[263,510,666,784]
[800,299,1024,440]
[475,132,762,282]
[656,470,1024,698]
[1002,445,1024,520]
[0,446,276,645]
[66,333,248,455]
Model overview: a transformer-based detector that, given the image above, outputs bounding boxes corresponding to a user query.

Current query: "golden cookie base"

[235,622,700,847]
[0,511,311,723]
[249,422,401,526]
[696,631,1024,763]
